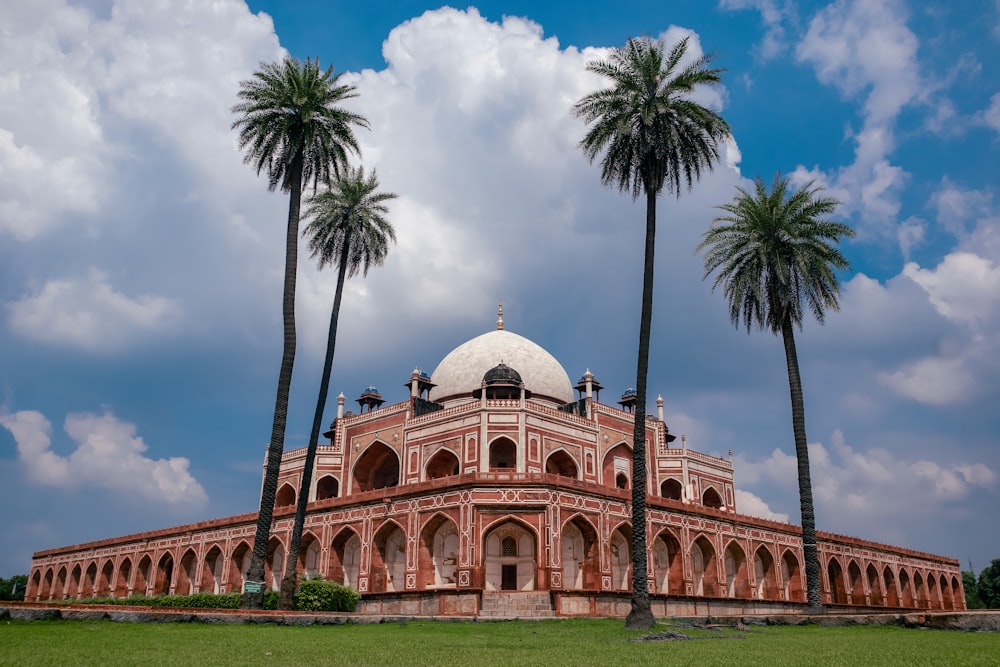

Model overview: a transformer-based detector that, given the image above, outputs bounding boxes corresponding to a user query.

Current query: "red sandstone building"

[27,315,964,616]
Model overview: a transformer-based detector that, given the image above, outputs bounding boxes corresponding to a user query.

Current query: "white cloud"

[0,409,207,506]
[734,489,789,521]
[878,355,976,405]
[718,0,792,59]
[737,431,995,531]
[794,0,920,232]
[985,92,1000,134]
[7,269,182,351]
[903,253,1000,331]
[0,0,282,241]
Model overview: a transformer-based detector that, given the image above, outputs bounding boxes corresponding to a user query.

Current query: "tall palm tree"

[573,36,731,629]
[232,56,367,609]
[278,166,397,609]
[698,174,854,611]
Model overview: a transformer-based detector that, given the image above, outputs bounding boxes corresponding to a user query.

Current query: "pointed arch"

[296,531,323,580]
[653,528,684,595]
[752,545,777,600]
[352,441,400,492]
[55,566,68,600]
[115,557,133,598]
[488,437,517,471]
[69,563,83,600]
[545,448,579,479]
[418,513,459,588]
[275,483,296,507]
[82,561,98,598]
[781,550,804,602]
[702,486,723,510]
[96,559,114,597]
[483,518,537,591]
[134,555,151,597]
[941,573,954,610]
[266,537,286,591]
[950,575,962,611]
[602,442,631,489]
[723,540,750,598]
[866,563,883,605]
[898,567,914,607]
[846,559,864,604]
[40,568,54,601]
[561,515,599,591]
[330,527,361,589]
[913,571,926,608]
[153,552,173,596]
[660,478,682,500]
[201,546,224,594]
[426,448,460,480]
[691,535,718,596]
[316,475,340,500]
[29,570,41,601]
[884,566,900,607]
[610,524,632,591]
[827,557,846,605]
[229,541,252,592]
[926,571,940,610]
[371,520,407,593]
[176,548,198,596]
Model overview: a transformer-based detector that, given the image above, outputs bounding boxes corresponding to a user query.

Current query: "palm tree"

[573,36,731,629]
[232,56,368,609]
[698,174,854,611]
[278,166,397,609]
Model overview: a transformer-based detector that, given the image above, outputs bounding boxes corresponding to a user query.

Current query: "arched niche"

[867,563,883,605]
[660,478,682,500]
[489,437,517,471]
[702,486,723,509]
[353,442,400,493]
[723,541,749,598]
[601,443,631,490]
[752,546,777,600]
[115,558,133,598]
[201,546,223,594]
[781,550,804,602]
[330,529,361,590]
[561,516,598,591]
[371,522,406,593]
[652,529,683,595]
[545,449,579,479]
[426,448,460,480]
[419,514,459,588]
[483,520,536,591]
[827,557,846,605]
[316,475,339,500]
[691,536,717,596]
[229,542,251,592]
[275,483,296,507]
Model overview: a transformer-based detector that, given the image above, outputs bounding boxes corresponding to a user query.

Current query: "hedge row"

[69,579,358,612]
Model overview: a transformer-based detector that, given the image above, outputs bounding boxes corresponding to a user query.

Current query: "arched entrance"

[426,449,460,480]
[134,557,151,597]
[316,475,339,500]
[153,553,172,596]
[484,521,535,591]
[827,558,846,604]
[753,546,777,600]
[610,526,631,591]
[602,443,631,490]
[419,515,459,588]
[97,560,114,597]
[266,538,285,591]
[372,522,406,593]
[489,438,517,471]
[201,547,223,594]
[561,517,598,590]
[330,529,361,590]
[847,560,864,604]
[115,558,132,598]
[229,542,251,592]
[702,487,723,509]
[884,566,900,607]
[867,563,883,605]
[660,478,682,500]
[353,442,400,492]
[724,542,749,597]
[653,530,683,595]
[691,536,717,596]
[899,568,913,607]
[545,450,578,479]
[781,550,804,602]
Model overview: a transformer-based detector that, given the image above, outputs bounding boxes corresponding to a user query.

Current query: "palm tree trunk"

[625,186,657,630]
[279,228,353,609]
[241,155,303,610]
[781,315,824,611]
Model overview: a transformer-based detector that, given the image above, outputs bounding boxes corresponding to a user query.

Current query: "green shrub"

[263,590,279,610]
[294,578,359,612]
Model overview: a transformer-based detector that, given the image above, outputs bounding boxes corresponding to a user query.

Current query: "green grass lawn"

[2,618,998,667]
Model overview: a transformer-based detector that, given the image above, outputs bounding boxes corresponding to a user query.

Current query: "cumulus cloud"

[737,431,995,531]
[734,489,789,521]
[903,253,1000,331]
[0,0,281,241]
[719,0,794,59]
[982,92,1000,135]
[793,0,921,232]
[0,409,207,506]
[7,269,182,351]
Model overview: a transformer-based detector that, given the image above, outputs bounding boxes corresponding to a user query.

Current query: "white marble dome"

[428,329,574,405]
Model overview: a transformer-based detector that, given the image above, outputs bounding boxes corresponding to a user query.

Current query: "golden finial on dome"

[497,301,504,331]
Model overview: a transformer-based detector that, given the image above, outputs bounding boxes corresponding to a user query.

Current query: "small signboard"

[243,581,264,594]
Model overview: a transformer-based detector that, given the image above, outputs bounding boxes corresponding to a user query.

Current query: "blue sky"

[1,0,998,578]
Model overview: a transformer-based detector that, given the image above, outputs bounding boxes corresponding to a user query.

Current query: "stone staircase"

[479,591,555,619]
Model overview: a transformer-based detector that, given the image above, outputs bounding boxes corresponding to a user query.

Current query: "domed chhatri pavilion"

[27,309,964,616]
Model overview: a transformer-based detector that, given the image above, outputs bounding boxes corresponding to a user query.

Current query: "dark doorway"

[501,565,517,590]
